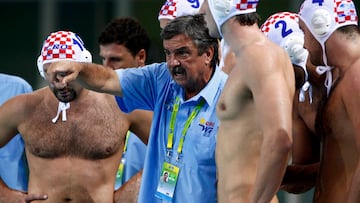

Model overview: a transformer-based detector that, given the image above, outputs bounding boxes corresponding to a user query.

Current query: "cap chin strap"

[315,40,334,97]
[52,102,70,123]
[299,81,313,103]
[316,65,333,97]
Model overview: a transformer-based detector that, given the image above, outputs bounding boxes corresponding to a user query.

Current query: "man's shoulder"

[122,62,168,77]
[146,62,168,71]
[236,41,286,67]
[0,73,30,85]
[142,62,172,85]
[0,73,32,91]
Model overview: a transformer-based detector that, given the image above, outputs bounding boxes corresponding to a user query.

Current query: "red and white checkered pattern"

[41,31,77,62]
[236,0,259,11]
[260,12,299,34]
[159,0,177,19]
[158,0,204,21]
[37,30,91,78]
[334,0,358,24]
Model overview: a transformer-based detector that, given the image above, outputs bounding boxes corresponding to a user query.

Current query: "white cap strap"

[52,102,70,123]
[316,66,333,97]
[299,81,313,103]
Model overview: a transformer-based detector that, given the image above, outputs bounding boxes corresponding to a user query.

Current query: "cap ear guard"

[208,0,233,35]
[37,55,45,78]
[282,34,307,66]
[80,49,92,63]
[311,8,332,37]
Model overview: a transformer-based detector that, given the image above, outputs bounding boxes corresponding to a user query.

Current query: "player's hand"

[45,61,80,88]
[25,193,48,203]
[0,189,48,203]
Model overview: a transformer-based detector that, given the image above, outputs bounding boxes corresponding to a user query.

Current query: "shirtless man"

[261,12,324,193]
[299,0,360,202]
[0,31,150,203]
[201,0,295,202]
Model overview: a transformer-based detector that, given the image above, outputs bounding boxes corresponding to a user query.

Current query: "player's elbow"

[274,128,292,154]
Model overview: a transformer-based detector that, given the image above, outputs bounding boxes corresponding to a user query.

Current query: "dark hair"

[98,17,151,57]
[160,14,219,68]
[337,25,360,36]
[234,12,261,26]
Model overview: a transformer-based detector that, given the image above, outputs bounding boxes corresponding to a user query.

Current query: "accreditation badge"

[155,162,180,202]
[115,157,126,186]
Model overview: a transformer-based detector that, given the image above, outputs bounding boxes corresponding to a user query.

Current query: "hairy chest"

[19,102,128,160]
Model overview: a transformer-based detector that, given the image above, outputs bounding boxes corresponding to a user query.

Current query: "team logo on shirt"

[198,118,215,135]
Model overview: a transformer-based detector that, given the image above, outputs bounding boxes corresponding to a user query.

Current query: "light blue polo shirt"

[0,73,32,191]
[117,62,227,203]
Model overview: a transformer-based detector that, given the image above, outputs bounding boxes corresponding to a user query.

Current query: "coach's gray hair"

[161,14,219,68]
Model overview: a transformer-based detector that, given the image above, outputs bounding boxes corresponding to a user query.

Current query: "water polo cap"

[208,0,259,36]
[158,0,204,20]
[299,0,357,96]
[261,12,312,103]
[37,30,92,78]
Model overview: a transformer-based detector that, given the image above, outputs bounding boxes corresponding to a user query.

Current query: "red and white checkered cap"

[37,31,92,78]
[260,12,308,75]
[158,0,204,20]
[299,0,357,67]
[299,0,358,41]
[41,31,90,63]
[260,12,299,35]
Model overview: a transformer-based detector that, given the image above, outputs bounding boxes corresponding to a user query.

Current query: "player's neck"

[222,21,261,47]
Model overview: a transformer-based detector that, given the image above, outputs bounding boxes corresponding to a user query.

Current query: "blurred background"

[0,0,358,202]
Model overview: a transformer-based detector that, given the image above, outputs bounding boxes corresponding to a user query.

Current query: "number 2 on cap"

[275,20,293,38]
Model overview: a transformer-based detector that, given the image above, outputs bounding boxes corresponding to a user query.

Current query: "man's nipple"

[219,103,226,111]
[106,147,113,153]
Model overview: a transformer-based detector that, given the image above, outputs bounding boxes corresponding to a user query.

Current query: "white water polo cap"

[299,0,357,96]
[37,30,92,78]
[299,0,357,66]
[158,0,204,20]
[261,12,312,103]
[208,0,259,36]
[299,0,358,45]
